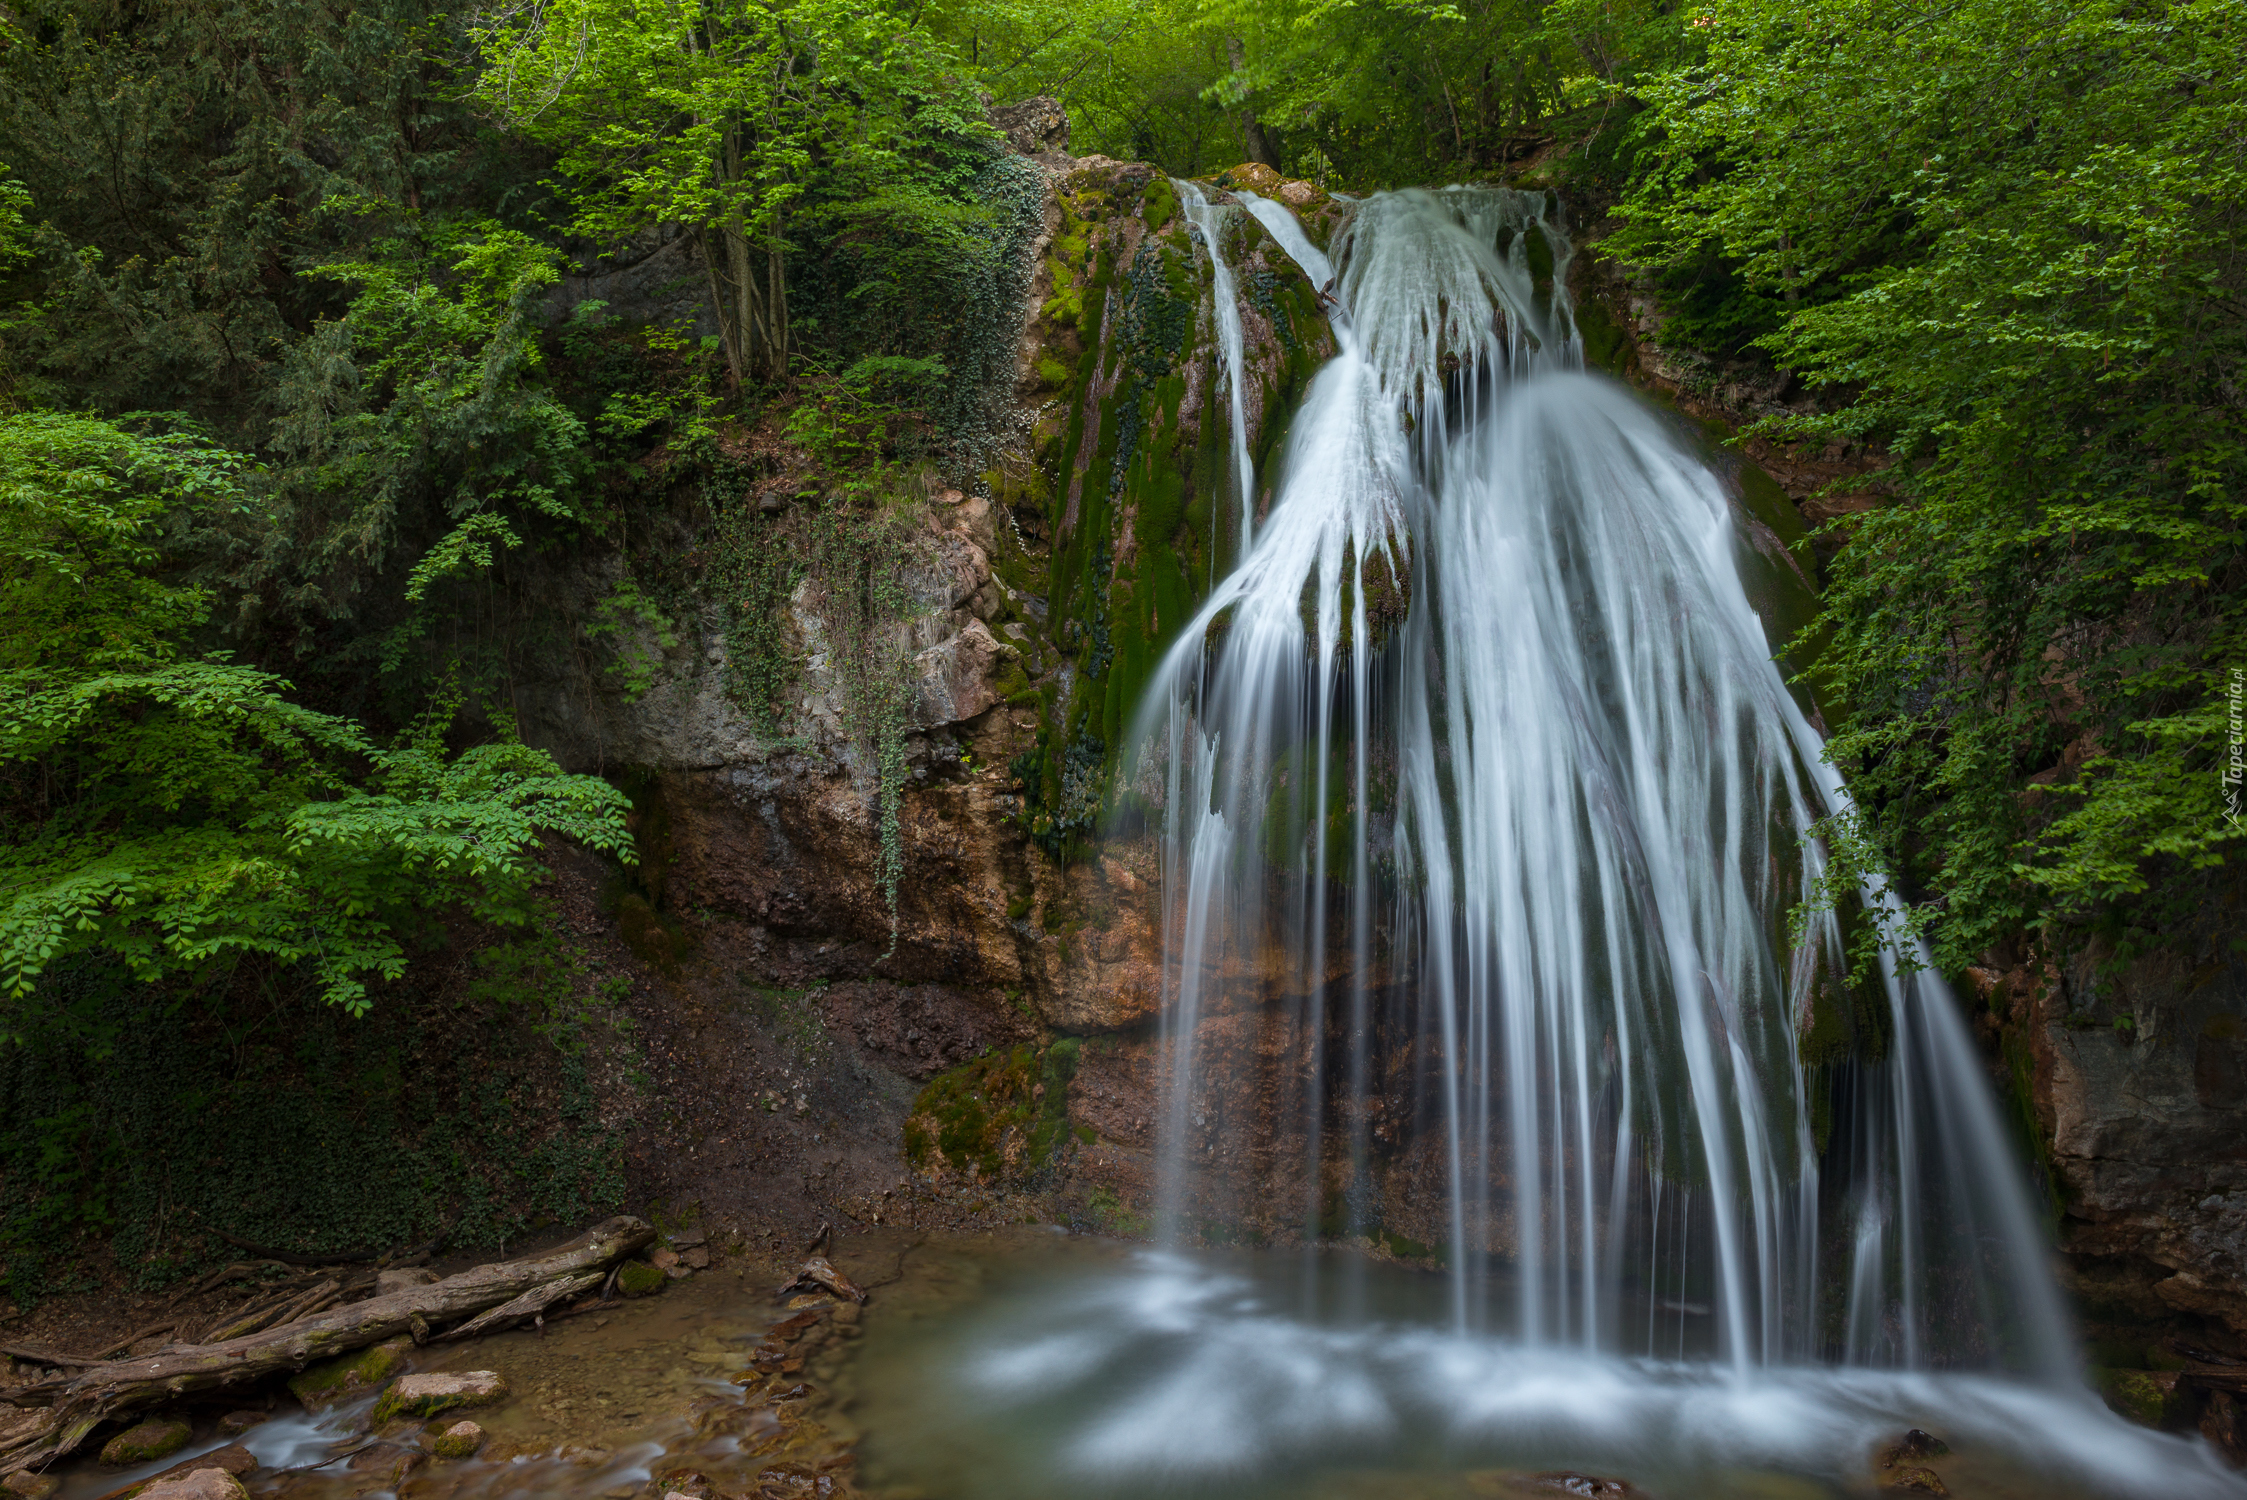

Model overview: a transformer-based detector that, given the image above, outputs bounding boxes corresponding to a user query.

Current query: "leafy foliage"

[0,412,632,1024]
[473,0,998,383]
[1619,0,2246,965]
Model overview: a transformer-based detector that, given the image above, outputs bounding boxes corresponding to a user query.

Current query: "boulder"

[431,1422,485,1461]
[135,1472,245,1500]
[1876,1430,1950,1467]
[912,619,1006,728]
[616,1261,667,1298]
[2,1472,57,1500]
[287,1337,410,1408]
[369,1370,508,1424]
[99,1421,190,1467]
[2101,1367,2195,1429]
[114,1444,255,1498]
[988,96,1069,158]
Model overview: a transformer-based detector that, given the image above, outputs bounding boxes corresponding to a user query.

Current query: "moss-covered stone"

[288,1336,410,1408]
[904,1040,1081,1181]
[100,1419,191,1467]
[369,1370,508,1425]
[616,1259,667,1298]
[2100,1368,2195,1429]
[430,1421,486,1460]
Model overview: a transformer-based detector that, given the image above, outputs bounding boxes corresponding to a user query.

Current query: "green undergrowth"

[904,1039,1080,1180]
[0,926,636,1307]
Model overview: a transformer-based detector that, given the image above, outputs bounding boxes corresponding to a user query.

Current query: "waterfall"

[1129,185,2074,1378]
[1175,181,1259,554]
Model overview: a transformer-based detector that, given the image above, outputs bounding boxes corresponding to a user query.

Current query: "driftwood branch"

[438,1272,601,1342]
[0,1216,653,1471]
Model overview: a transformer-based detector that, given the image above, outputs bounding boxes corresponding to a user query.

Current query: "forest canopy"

[0,0,2238,1026]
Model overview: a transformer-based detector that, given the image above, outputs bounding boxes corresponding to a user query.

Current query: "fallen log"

[0,1215,653,1472]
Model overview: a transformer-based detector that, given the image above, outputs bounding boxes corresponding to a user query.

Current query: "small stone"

[1880,1467,1949,1496]
[1467,1476,1646,1499]
[100,1419,192,1467]
[430,1421,486,1460]
[616,1261,667,1298]
[3,1472,58,1500]
[1878,1429,1950,1466]
[375,1267,441,1296]
[136,1472,247,1500]
[649,1247,680,1270]
[670,1229,707,1248]
[214,1413,263,1437]
[682,1245,711,1270]
[370,1370,508,1424]
[288,1337,411,1408]
[134,1444,256,1491]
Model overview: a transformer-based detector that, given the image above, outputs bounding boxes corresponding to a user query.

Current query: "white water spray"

[1131,185,2073,1378]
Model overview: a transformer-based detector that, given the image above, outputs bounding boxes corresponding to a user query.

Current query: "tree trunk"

[701,230,745,387]
[1225,39,1281,170]
[0,1217,654,1471]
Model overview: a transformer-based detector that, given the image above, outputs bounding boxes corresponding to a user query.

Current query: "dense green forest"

[0,0,2238,1286]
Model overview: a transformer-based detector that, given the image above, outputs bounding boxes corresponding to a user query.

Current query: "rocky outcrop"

[1984,890,2247,1336]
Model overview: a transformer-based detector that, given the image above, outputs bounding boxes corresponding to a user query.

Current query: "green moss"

[1378,1229,1443,1262]
[616,1259,667,1298]
[430,1422,486,1460]
[100,1419,191,1467]
[1574,293,1631,376]
[371,1373,510,1425]
[906,1041,1080,1180]
[1085,1184,1151,1237]
[2100,1369,2193,1430]
[288,1336,410,1408]
[1140,177,1177,232]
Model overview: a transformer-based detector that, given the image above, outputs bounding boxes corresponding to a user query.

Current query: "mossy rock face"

[430,1421,486,1460]
[369,1370,508,1425]
[616,1259,667,1298]
[288,1336,411,1408]
[100,1418,192,1466]
[903,1040,1080,1181]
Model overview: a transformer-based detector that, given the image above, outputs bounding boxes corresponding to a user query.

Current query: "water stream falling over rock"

[1128,184,2072,1378]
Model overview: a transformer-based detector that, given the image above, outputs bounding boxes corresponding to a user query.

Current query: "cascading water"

[1175,182,1259,556]
[1133,183,2069,1376]
[851,185,2243,1500]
